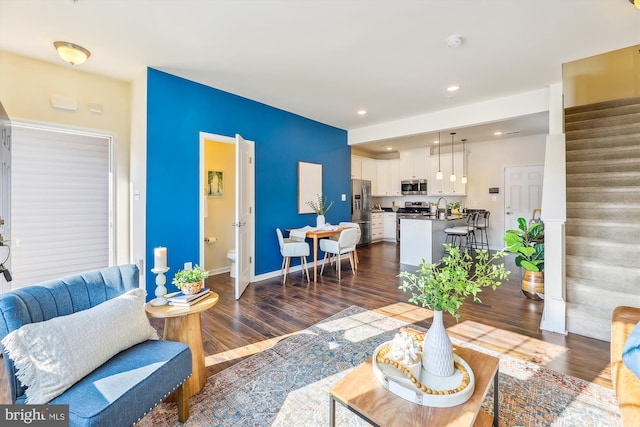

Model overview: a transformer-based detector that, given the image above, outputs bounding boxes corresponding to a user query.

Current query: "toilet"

[227,249,237,278]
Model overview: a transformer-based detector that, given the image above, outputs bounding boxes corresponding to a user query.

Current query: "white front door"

[234,134,253,299]
[504,165,544,231]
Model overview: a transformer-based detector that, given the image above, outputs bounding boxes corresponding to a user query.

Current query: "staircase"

[564,97,640,342]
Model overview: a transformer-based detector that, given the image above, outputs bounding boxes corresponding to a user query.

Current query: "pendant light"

[461,138,468,184]
[449,132,456,182]
[436,132,443,180]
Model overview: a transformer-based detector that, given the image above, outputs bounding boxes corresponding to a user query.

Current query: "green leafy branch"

[398,245,510,321]
[306,193,334,215]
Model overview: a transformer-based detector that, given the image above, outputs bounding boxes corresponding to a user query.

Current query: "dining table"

[290,226,344,282]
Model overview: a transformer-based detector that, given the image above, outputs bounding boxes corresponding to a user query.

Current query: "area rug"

[138,305,621,427]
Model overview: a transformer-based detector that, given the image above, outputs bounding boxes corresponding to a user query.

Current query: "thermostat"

[489,187,499,194]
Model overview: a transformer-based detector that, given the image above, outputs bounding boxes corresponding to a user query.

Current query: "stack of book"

[167,288,211,306]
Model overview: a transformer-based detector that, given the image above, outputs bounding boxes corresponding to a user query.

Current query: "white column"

[540,83,567,335]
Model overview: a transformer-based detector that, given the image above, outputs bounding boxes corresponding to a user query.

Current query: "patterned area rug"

[139,305,621,427]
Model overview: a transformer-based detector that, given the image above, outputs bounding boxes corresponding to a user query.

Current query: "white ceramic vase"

[316,214,325,228]
[422,310,455,377]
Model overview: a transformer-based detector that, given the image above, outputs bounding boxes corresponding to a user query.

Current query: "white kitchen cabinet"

[383,212,397,241]
[399,148,429,180]
[375,159,402,197]
[352,156,377,191]
[351,156,362,179]
[361,157,377,194]
[371,212,384,242]
[428,152,466,196]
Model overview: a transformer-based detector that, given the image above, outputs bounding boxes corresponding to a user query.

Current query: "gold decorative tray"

[372,341,475,408]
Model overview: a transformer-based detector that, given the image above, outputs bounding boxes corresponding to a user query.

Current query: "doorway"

[199,132,255,299]
[504,164,544,231]
[203,139,236,275]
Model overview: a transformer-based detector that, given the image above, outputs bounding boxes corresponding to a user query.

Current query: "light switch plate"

[341,194,346,201]
[184,262,193,270]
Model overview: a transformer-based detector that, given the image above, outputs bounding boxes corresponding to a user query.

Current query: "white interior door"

[504,165,544,231]
[234,134,253,299]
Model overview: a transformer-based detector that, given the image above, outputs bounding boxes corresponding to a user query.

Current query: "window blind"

[10,125,111,289]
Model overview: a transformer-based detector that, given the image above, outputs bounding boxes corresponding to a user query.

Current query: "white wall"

[130,70,147,278]
[466,135,547,249]
[0,51,132,265]
[348,89,549,145]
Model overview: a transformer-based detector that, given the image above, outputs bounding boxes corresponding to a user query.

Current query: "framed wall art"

[298,161,322,214]
[207,170,224,197]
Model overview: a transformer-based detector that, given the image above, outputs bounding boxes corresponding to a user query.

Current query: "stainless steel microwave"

[401,179,427,195]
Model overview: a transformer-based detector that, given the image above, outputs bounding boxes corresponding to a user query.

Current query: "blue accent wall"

[146,68,350,295]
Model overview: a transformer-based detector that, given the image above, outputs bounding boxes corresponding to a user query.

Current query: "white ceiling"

[1,0,638,153]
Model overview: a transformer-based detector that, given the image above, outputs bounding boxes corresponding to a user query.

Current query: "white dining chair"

[276,228,310,284]
[338,222,362,268]
[320,227,359,280]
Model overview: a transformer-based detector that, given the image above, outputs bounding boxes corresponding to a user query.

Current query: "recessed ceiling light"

[447,35,463,48]
[494,131,503,136]
[357,110,367,115]
[447,85,460,92]
[434,139,440,144]
[386,147,393,151]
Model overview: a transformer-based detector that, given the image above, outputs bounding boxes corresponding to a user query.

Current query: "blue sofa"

[0,264,192,426]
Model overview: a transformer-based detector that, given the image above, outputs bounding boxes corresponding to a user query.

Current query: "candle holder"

[150,267,170,306]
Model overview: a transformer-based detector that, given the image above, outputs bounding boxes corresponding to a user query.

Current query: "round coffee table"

[145,292,219,398]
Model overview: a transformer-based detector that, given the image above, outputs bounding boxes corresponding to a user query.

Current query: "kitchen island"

[399,215,466,266]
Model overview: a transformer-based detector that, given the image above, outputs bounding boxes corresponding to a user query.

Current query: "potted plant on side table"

[398,245,510,377]
[503,217,545,300]
[172,264,209,295]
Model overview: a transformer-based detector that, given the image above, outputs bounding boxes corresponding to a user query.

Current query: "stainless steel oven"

[401,179,427,195]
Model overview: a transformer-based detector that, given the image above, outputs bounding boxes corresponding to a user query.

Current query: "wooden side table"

[329,346,499,427]
[145,292,219,398]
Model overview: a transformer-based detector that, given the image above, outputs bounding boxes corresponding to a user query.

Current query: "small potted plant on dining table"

[172,264,209,295]
[399,245,510,377]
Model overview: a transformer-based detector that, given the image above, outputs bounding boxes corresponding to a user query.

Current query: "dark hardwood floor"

[180,242,611,388]
[0,242,613,404]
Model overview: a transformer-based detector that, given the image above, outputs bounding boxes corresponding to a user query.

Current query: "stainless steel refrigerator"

[351,179,372,246]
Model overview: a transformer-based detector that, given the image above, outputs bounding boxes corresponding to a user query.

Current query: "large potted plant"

[398,245,510,377]
[172,264,209,295]
[503,217,545,300]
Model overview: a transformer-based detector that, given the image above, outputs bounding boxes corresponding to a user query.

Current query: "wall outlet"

[184,262,193,270]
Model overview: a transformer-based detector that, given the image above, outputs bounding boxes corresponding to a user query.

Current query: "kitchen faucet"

[437,197,448,211]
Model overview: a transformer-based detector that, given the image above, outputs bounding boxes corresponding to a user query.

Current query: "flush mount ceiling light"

[54,41,91,65]
[449,132,456,182]
[447,85,460,92]
[357,109,367,115]
[629,0,640,9]
[436,132,443,180]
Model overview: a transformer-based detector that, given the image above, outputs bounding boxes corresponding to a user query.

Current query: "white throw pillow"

[1,288,159,404]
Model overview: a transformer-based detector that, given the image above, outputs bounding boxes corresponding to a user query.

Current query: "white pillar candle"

[154,247,167,270]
